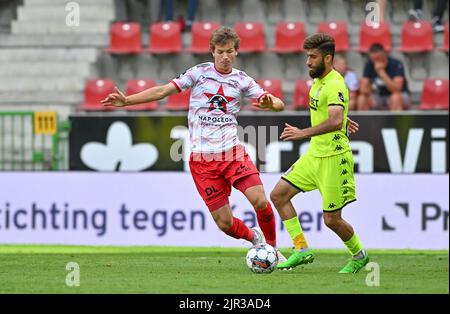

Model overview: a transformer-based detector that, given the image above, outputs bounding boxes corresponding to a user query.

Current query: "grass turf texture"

[0,245,447,294]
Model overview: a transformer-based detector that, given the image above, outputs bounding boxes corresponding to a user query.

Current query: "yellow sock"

[283,217,308,250]
[344,233,363,256]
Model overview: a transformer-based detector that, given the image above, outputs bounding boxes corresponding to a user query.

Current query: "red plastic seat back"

[234,22,265,53]
[125,79,158,111]
[82,79,115,111]
[106,22,142,54]
[317,21,349,52]
[293,79,314,109]
[149,22,182,54]
[272,22,305,53]
[166,89,191,110]
[190,21,220,53]
[420,79,449,110]
[250,79,284,110]
[358,21,391,52]
[400,21,433,52]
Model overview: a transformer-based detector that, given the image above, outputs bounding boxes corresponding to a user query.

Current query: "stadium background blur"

[0,0,448,294]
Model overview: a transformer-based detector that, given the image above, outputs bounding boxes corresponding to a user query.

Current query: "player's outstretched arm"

[101,83,178,107]
[280,105,344,141]
[252,94,285,112]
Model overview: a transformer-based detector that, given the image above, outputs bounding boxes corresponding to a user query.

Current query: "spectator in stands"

[408,0,448,33]
[334,54,359,110]
[163,0,199,32]
[114,0,162,26]
[100,26,287,260]
[376,0,387,22]
[357,43,410,111]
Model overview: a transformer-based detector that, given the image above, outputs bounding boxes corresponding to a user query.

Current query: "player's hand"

[252,94,273,110]
[374,61,387,75]
[101,87,127,107]
[347,117,359,134]
[280,123,306,141]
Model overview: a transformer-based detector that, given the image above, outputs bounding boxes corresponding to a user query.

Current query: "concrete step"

[0,103,75,118]
[24,0,114,6]
[0,77,85,92]
[0,34,108,47]
[12,21,110,34]
[0,62,91,76]
[17,6,114,21]
[0,92,82,106]
[0,48,98,62]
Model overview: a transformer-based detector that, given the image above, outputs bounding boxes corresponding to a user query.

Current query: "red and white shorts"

[189,145,262,212]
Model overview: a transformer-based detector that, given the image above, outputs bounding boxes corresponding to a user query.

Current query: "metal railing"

[0,111,70,171]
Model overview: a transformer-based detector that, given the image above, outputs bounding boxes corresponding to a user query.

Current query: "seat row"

[106,20,449,54]
[81,78,449,111]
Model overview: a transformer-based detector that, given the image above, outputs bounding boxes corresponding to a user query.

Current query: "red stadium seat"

[125,79,158,111]
[250,79,284,110]
[271,22,305,53]
[166,89,191,110]
[420,79,449,110]
[292,79,314,109]
[81,79,115,111]
[357,21,391,52]
[148,22,182,54]
[317,21,349,52]
[106,22,143,54]
[439,21,449,52]
[234,22,265,53]
[398,21,434,52]
[189,21,220,53]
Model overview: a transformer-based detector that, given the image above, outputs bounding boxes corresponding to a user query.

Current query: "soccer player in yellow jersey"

[270,33,369,273]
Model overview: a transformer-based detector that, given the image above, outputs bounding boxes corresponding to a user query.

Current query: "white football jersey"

[171,62,267,153]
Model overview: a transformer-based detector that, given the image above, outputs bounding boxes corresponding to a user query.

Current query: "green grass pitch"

[0,245,447,294]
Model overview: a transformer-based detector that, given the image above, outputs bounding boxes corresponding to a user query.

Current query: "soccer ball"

[246,243,278,273]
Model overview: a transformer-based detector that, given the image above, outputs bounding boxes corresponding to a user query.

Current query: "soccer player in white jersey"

[101,26,286,259]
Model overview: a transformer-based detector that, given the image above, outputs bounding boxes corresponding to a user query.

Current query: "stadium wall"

[68,113,448,173]
[0,172,448,249]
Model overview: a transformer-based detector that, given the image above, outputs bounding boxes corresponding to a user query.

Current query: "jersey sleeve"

[326,80,347,108]
[392,60,405,78]
[171,66,199,92]
[242,75,267,101]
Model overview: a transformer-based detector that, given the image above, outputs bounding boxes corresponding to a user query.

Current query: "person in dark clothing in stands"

[357,43,410,111]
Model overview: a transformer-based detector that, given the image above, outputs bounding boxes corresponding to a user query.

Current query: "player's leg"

[234,175,276,247]
[189,153,262,245]
[270,179,314,269]
[320,151,369,273]
[234,177,287,261]
[270,155,317,269]
[223,147,276,247]
[210,203,263,244]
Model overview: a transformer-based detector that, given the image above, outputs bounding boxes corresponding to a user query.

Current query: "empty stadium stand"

[0,0,448,115]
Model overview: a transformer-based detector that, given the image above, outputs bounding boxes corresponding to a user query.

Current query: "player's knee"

[252,198,268,210]
[323,214,340,230]
[216,217,233,232]
[270,190,284,208]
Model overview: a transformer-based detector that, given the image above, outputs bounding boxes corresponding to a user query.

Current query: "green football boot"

[276,248,315,270]
[339,254,369,273]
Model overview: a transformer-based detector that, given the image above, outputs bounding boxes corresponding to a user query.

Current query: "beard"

[309,59,326,78]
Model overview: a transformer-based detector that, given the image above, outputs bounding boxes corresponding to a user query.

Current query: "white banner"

[0,173,448,249]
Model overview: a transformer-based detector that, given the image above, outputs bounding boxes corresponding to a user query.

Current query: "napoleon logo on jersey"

[204,84,235,113]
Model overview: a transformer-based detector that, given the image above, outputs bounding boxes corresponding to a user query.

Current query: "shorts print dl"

[282,151,356,212]
[189,146,260,211]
